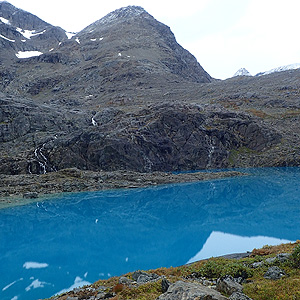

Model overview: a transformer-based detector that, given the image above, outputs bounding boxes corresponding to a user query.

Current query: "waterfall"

[206,135,216,169]
[28,139,57,174]
[34,143,47,174]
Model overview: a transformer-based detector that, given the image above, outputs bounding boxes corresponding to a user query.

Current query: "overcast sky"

[7,0,300,79]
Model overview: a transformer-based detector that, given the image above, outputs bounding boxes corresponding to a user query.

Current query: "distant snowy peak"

[256,63,300,76]
[233,68,252,77]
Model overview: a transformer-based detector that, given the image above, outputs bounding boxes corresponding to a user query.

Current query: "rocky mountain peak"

[81,5,151,34]
[99,6,148,24]
[0,1,48,30]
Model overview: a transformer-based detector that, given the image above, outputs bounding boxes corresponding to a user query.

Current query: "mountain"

[233,68,252,77]
[0,3,300,176]
[0,1,67,65]
[256,63,300,76]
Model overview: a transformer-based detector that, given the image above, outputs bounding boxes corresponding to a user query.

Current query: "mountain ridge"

[0,1,67,64]
[0,2,300,176]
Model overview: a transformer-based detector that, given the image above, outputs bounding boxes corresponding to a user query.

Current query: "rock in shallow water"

[23,192,38,199]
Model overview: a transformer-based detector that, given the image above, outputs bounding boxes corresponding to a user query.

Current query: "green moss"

[290,244,300,268]
[228,146,256,164]
[188,258,253,279]
[120,281,162,300]
[244,269,300,300]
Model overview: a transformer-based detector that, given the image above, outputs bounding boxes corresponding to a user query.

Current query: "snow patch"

[118,52,122,57]
[66,31,76,39]
[75,37,80,44]
[16,51,43,59]
[0,34,15,42]
[0,16,10,25]
[91,117,98,126]
[16,28,46,39]
[23,262,49,269]
[257,63,300,76]
[99,37,104,41]
[11,296,18,300]
[90,38,97,41]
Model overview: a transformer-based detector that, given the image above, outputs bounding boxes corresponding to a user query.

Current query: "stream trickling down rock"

[0,167,300,300]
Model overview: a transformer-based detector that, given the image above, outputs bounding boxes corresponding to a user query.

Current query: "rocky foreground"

[0,168,243,209]
[46,241,300,300]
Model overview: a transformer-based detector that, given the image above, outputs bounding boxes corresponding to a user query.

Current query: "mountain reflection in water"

[0,167,299,300]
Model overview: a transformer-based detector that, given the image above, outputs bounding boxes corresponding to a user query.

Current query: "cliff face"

[0,4,299,175]
[36,104,280,173]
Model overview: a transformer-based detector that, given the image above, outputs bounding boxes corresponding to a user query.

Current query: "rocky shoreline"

[0,168,245,209]
[47,241,300,300]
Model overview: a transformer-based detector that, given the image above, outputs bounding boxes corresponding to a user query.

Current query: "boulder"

[132,270,159,283]
[229,292,253,300]
[264,266,286,280]
[265,257,277,264]
[276,253,291,263]
[156,280,227,300]
[23,192,38,199]
[216,275,243,295]
[251,261,264,268]
[161,278,170,293]
[119,276,132,285]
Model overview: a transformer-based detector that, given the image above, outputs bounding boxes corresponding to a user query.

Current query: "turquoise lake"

[1,167,300,300]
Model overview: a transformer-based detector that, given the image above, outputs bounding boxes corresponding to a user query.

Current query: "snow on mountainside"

[233,68,252,77]
[256,63,300,76]
[0,1,67,60]
[233,64,300,78]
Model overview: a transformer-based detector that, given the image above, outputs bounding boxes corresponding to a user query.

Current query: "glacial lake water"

[1,167,300,300]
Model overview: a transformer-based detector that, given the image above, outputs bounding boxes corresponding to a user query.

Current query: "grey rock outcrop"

[157,281,228,300]
[229,292,253,300]
[264,266,286,280]
[251,253,292,268]
[161,278,170,293]
[216,275,243,295]
[132,271,160,283]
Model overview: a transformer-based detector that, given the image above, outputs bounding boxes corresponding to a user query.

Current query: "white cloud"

[183,0,300,78]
